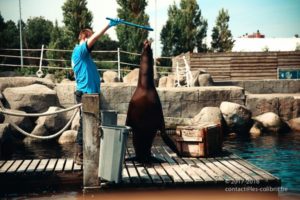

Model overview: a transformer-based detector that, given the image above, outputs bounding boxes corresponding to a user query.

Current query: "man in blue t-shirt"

[72,19,120,165]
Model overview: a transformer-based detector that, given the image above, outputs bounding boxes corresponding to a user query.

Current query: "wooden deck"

[0,144,280,193]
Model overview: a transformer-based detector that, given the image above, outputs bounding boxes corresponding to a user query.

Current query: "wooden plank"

[0,160,5,168]
[229,154,279,182]
[206,158,244,182]
[7,160,23,173]
[153,146,183,183]
[26,159,40,173]
[54,159,66,172]
[182,157,214,183]
[17,160,32,173]
[127,148,152,184]
[191,158,223,182]
[199,158,234,182]
[0,160,14,173]
[225,157,265,181]
[160,146,194,183]
[45,158,57,172]
[215,157,254,181]
[121,165,131,184]
[64,159,74,172]
[170,155,203,183]
[125,148,141,184]
[35,159,49,173]
[73,162,82,172]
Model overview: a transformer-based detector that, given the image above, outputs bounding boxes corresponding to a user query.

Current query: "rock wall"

[55,82,300,123]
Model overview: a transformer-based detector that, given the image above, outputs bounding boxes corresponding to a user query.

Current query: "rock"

[158,76,168,87]
[249,121,264,138]
[44,73,55,82]
[190,107,224,126]
[36,106,68,133]
[254,112,284,133]
[71,111,80,131]
[0,113,4,123]
[166,75,176,88]
[103,70,118,83]
[123,69,139,84]
[58,130,77,144]
[288,118,300,132]
[3,84,60,113]
[0,71,21,77]
[220,101,253,134]
[0,123,15,158]
[198,73,214,86]
[4,109,35,139]
[60,78,72,84]
[0,77,55,91]
[23,124,47,143]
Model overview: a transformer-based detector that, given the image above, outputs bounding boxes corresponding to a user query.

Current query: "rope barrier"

[10,108,79,140]
[0,103,82,117]
[0,102,81,139]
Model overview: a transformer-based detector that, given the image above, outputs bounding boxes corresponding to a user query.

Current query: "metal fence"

[0,46,172,79]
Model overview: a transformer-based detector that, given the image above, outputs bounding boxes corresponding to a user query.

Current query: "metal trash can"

[101,110,118,126]
[98,125,131,183]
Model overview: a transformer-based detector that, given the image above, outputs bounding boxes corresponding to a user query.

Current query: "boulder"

[166,75,176,88]
[23,123,47,144]
[254,112,284,133]
[198,73,214,86]
[123,69,139,84]
[158,76,168,88]
[36,106,68,133]
[0,77,55,91]
[58,130,77,144]
[220,101,253,134]
[3,84,60,113]
[249,121,264,138]
[191,69,207,86]
[0,123,15,158]
[103,70,118,83]
[44,73,55,82]
[288,118,300,132]
[22,106,71,143]
[4,109,35,139]
[71,111,80,131]
[190,107,224,126]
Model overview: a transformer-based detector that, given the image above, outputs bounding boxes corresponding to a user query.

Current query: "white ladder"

[175,56,193,87]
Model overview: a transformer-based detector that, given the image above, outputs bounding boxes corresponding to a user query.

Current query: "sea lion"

[126,40,166,163]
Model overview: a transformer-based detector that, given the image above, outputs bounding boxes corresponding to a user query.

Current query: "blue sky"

[0,0,299,55]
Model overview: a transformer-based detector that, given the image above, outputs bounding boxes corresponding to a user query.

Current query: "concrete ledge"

[215,79,300,94]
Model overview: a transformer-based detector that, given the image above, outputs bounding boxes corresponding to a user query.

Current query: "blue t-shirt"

[71,42,100,94]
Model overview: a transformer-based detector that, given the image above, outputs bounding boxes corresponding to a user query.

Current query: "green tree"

[62,0,93,45]
[160,0,207,57]
[46,20,73,67]
[24,16,53,48]
[211,8,234,52]
[116,0,149,64]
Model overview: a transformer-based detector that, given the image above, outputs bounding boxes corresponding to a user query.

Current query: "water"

[223,131,300,197]
[1,132,300,199]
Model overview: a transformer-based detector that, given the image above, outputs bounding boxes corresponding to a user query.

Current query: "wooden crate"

[173,124,222,157]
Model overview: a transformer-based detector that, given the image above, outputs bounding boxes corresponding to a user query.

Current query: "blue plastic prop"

[106,17,154,31]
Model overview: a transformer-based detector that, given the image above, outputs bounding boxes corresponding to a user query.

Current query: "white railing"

[0,46,172,79]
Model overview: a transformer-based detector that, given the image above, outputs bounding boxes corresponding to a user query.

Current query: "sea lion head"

[141,39,153,67]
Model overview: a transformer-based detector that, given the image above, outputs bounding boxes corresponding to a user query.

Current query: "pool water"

[223,131,300,194]
[1,132,300,199]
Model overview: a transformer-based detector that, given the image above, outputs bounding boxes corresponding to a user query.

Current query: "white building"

[232,38,300,52]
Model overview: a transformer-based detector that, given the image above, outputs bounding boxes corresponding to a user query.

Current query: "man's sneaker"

[74,144,83,165]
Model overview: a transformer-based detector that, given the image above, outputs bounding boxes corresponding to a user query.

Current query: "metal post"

[18,0,23,68]
[82,94,101,190]
[117,48,121,80]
